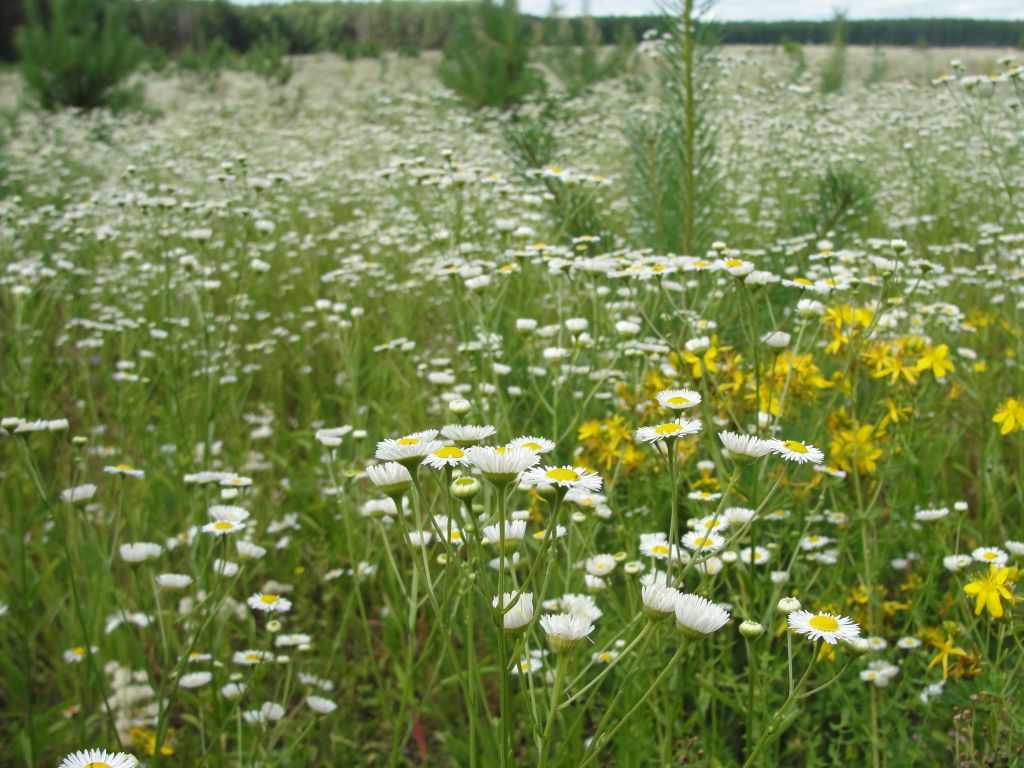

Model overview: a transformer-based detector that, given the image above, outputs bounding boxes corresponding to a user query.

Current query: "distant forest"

[2,0,1023,63]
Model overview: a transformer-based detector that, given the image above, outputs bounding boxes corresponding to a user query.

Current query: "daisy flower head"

[656,388,702,411]
[718,431,774,463]
[508,435,556,454]
[180,671,213,689]
[540,612,595,653]
[636,418,702,445]
[682,530,724,553]
[788,610,861,645]
[63,645,96,664]
[365,461,413,497]
[375,432,443,467]
[422,445,469,469]
[440,423,496,446]
[60,484,97,504]
[770,439,825,465]
[523,465,602,494]
[247,593,292,613]
[674,593,730,638]
[203,520,245,536]
[641,583,681,620]
[639,533,673,560]
[972,547,1008,566]
[465,445,540,486]
[493,591,535,633]
[119,542,162,563]
[104,464,145,479]
[59,751,138,768]
[306,695,338,715]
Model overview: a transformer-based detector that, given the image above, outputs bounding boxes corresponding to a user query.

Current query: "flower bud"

[449,398,471,416]
[739,620,765,639]
[778,596,802,614]
[451,475,481,500]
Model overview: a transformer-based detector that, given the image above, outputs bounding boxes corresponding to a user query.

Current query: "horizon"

[227,0,1024,22]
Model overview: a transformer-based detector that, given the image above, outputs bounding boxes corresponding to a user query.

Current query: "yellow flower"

[829,420,884,474]
[993,397,1024,435]
[963,566,1015,619]
[927,633,967,680]
[915,344,955,379]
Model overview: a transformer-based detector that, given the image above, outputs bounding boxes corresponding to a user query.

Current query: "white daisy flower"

[508,435,556,453]
[493,592,535,632]
[59,750,138,768]
[540,613,595,653]
[674,593,730,637]
[523,465,602,493]
[718,430,774,461]
[180,671,213,689]
[306,695,338,714]
[656,388,702,410]
[465,445,539,484]
[439,424,496,445]
[636,418,703,444]
[247,593,292,613]
[770,439,825,465]
[971,546,1008,566]
[119,542,163,563]
[365,462,413,495]
[787,610,861,645]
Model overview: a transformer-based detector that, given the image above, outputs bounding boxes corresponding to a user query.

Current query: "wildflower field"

[1,41,1023,768]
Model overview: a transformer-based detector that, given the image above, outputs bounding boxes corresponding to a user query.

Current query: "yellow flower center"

[808,615,840,632]
[667,396,690,406]
[451,530,463,541]
[245,653,260,661]
[434,446,464,459]
[397,437,420,446]
[115,464,133,471]
[214,521,234,530]
[694,537,713,547]
[725,259,743,267]
[655,423,682,436]
[982,552,997,560]
[795,277,813,285]
[546,468,581,482]
[783,441,808,454]
[651,544,670,556]
[84,763,111,768]
[73,646,85,655]
[259,595,279,604]
[521,442,541,451]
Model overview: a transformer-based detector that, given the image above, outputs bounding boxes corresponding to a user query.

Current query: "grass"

[1,45,1023,767]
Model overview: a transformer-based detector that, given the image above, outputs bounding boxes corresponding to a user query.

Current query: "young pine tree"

[17,0,143,111]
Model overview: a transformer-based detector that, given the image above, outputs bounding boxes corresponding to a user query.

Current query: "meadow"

[1,40,1023,767]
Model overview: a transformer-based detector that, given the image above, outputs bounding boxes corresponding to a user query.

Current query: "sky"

[520,0,1024,19]
[231,0,1024,20]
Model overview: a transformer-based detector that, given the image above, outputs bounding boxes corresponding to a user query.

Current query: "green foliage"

[820,11,847,94]
[246,34,294,86]
[16,0,143,111]
[801,165,876,238]
[437,0,543,110]
[625,0,721,254]
[781,36,806,81]
[176,37,236,89]
[503,102,607,238]
[340,40,382,60]
[545,16,636,98]
[865,45,888,86]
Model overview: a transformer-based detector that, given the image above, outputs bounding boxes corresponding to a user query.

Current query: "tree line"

[2,0,1022,64]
